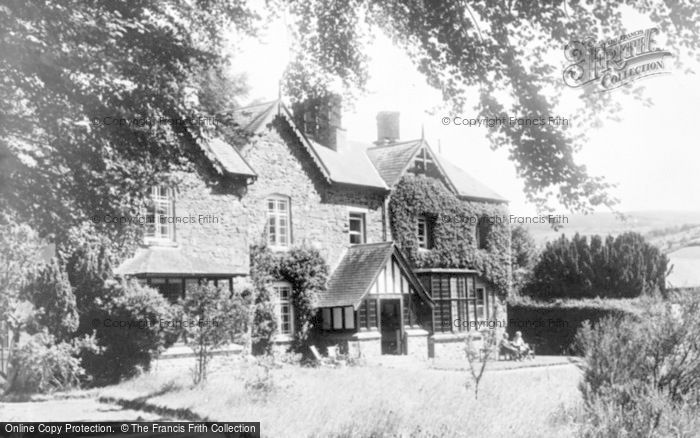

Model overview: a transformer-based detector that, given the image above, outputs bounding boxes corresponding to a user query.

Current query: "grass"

[100,358,582,437]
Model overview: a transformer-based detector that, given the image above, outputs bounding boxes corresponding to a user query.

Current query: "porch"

[314,242,434,359]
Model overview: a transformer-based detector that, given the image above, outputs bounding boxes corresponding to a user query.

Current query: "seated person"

[499,332,520,360]
[512,331,533,359]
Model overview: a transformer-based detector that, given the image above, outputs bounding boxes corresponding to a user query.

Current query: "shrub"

[82,280,180,384]
[180,283,248,384]
[6,332,96,394]
[525,232,668,299]
[249,244,328,355]
[22,258,79,342]
[507,298,641,354]
[575,294,700,436]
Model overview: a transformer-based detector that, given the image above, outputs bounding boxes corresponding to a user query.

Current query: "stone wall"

[315,330,382,359]
[239,128,386,270]
[171,171,249,273]
[165,123,386,277]
[405,327,429,360]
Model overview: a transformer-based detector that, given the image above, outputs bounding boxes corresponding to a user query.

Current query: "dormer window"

[417,215,434,249]
[145,186,174,243]
[267,196,291,248]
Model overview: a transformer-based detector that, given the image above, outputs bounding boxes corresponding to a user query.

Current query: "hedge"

[506,298,644,355]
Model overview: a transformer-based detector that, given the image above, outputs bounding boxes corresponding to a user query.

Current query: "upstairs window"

[145,186,174,242]
[348,212,366,244]
[273,282,293,335]
[267,196,290,248]
[416,215,434,249]
[475,217,490,249]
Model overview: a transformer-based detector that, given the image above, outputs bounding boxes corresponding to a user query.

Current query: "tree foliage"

[180,283,249,384]
[282,0,699,212]
[0,0,257,245]
[22,258,79,343]
[525,232,668,299]
[575,294,700,436]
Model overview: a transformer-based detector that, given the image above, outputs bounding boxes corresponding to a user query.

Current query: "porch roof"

[317,242,433,308]
[115,246,248,277]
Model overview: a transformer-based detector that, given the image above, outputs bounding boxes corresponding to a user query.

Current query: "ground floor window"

[139,277,234,304]
[321,306,355,330]
[417,273,495,333]
[273,281,294,335]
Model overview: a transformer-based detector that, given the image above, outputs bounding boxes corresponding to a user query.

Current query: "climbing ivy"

[389,174,511,296]
[249,244,329,353]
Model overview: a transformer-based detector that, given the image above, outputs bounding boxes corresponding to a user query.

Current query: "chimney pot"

[376,111,400,144]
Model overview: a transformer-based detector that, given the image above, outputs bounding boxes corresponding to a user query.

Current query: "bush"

[507,298,641,355]
[82,280,180,384]
[180,283,248,384]
[249,244,328,355]
[525,232,668,299]
[7,332,96,394]
[575,294,700,436]
[22,258,79,342]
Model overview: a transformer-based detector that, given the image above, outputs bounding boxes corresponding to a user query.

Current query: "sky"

[229,10,700,217]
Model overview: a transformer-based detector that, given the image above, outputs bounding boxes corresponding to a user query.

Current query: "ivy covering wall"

[250,244,329,353]
[389,174,511,296]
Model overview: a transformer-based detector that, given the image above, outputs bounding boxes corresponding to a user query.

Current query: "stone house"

[116,97,510,359]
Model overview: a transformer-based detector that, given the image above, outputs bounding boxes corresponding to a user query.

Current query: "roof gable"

[319,242,433,308]
[367,139,458,194]
[227,99,506,201]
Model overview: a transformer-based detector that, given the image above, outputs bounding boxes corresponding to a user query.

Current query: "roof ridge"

[366,139,422,150]
[233,99,279,112]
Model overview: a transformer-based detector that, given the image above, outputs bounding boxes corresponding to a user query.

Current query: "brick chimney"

[292,94,345,152]
[375,111,400,145]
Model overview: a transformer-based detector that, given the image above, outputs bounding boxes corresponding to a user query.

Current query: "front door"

[380,299,402,354]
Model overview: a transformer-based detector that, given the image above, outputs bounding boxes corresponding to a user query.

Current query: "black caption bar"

[0,422,260,438]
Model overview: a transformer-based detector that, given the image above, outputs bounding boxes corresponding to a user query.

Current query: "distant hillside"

[525,210,700,253]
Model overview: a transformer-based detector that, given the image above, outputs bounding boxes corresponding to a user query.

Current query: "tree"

[510,225,537,295]
[281,0,699,212]
[0,0,258,247]
[0,214,45,377]
[464,329,498,400]
[22,258,78,342]
[525,232,668,299]
[180,283,249,384]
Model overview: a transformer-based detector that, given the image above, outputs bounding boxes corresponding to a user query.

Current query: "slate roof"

[318,242,433,308]
[365,140,422,187]
[308,139,387,189]
[230,100,279,133]
[224,99,505,200]
[204,137,256,177]
[435,155,507,202]
[115,246,248,276]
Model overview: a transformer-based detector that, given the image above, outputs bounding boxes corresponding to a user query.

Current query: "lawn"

[100,358,583,437]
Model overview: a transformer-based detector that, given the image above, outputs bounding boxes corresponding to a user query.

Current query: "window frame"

[475,217,490,250]
[144,186,175,244]
[348,211,366,245]
[429,274,495,333]
[416,215,434,250]
[272,281,294,336]
[267,196,291,249]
